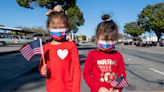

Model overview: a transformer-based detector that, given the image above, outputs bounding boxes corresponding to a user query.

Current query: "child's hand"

[98,87,119,92]
[41,64,48,77]
[109,88,119,92]
[98,87,109,92]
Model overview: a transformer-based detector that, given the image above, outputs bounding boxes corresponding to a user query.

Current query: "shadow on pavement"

[78,46,96,50]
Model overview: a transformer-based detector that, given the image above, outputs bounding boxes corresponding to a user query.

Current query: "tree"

[67,5,84,33]
[16,0,76,9]
[124,22,144,39]
[137,3,164,42]
[16,26,47,34]
[77,35,86,42]
[16,0,84,32]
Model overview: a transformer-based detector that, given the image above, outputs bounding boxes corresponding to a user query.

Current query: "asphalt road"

[119,49,164,91]
[0,42,164,92]
[0,52,41,92]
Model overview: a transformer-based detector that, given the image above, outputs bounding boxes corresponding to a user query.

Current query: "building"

[0,26,35,36]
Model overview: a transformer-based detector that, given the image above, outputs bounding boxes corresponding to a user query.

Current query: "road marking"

[141,49,145,51]
[128,58,131,61]
[149,68,164,76]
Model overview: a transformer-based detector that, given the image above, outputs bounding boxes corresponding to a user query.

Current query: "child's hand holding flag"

[110,75,129,88]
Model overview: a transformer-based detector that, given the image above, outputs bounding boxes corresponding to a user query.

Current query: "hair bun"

[46,5,63,16]
[53,5,62,12]
[102,14,110,21]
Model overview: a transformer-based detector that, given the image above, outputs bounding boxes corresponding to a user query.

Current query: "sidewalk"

[0,45,21,55]
[118,45,164,55]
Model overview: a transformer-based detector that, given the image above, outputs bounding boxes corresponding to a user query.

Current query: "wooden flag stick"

[39,39,46,65]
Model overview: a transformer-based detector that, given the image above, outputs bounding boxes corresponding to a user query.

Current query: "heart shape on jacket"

[57,49,68,60]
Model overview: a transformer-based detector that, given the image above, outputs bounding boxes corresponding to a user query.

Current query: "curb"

[117,47,164,64]
[121,47,164,55]
[0,50,20,56]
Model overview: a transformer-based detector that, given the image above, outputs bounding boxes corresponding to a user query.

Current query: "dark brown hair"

[96,14,118,41]
[46,11,71,30]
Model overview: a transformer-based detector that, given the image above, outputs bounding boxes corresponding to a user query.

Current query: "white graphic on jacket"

[57,49,68,60]
[97,59,117,83]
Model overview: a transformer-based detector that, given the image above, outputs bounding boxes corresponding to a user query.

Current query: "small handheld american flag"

[110,75,129,88]
[20,39,43,61]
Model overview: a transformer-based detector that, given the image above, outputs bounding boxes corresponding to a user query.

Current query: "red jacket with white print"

[83,49,126,92]
[39,41,81,92]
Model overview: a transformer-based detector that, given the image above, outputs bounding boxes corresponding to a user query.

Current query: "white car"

[0,35,33,46]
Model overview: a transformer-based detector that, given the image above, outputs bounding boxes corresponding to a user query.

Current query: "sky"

[0,0,163,38]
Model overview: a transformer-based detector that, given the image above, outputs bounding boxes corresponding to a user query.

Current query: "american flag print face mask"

[97,40,116,50]
[49,28,68,41]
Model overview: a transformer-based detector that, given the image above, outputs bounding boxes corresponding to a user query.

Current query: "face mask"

[97,40,116,51]
[49,28,68,41]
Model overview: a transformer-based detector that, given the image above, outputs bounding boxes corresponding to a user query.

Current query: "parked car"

[150,41,158,46]
[32,33,49,43]
[160,39,164,47]
[142,36,157,47]
[123,39,133,45]
[135,40,157,47]
[0,35,33,46]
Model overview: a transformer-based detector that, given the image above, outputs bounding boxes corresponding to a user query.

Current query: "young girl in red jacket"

[39,5,80,92]
[83,14,127,92]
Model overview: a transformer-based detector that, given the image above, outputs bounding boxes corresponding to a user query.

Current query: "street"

[119,48,164,91]
[0,42,164,92]
[0,0,164,92]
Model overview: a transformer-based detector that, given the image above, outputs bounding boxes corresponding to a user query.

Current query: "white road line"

[128,58,131,60]
[149,68,164,76]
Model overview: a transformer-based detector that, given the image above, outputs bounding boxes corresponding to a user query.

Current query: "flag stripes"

[111,75,129,88]
[20,40,42,61]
